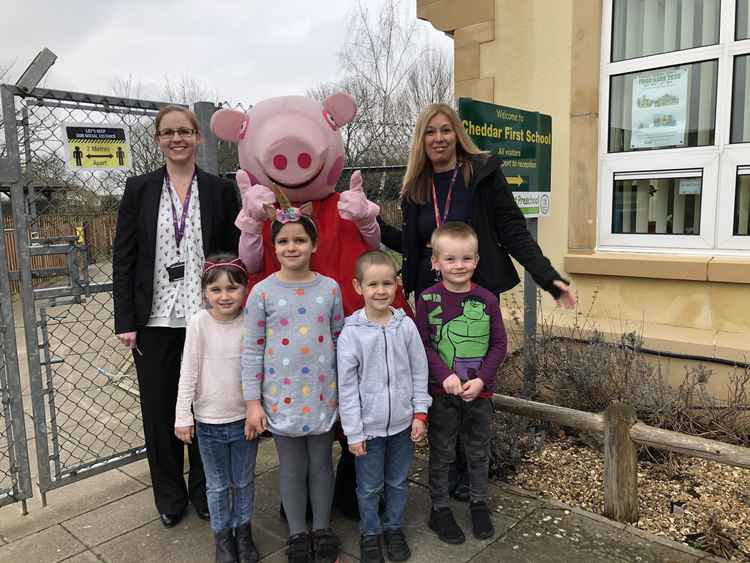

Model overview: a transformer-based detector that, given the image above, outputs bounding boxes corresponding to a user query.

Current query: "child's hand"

[175,425,194,444]
[460,378,484,402]
[245,401,267,439]
[349,441,366,457]
[442,373,463,395]
[410,419,426,443]
[244,418,258,441]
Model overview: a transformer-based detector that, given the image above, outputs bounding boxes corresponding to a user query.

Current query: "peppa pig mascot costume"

[211,92,407,520]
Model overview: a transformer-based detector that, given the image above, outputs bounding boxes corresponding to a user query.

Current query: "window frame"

[598,0,750,254]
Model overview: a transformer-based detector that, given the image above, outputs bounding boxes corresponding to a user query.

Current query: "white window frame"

[598,0,750,255]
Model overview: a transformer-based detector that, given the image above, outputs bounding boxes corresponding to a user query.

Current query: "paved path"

[0,440,726,562]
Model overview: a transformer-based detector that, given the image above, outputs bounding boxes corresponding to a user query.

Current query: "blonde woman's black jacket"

[112,166,241,334]
[380,155,565,299]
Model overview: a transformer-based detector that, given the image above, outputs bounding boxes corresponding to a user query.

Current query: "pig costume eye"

[323,110,337,131]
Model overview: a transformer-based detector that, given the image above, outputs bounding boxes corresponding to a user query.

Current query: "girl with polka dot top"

[241,212,344,563]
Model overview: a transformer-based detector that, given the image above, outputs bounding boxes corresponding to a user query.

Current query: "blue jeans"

[196,420,258,532]
[354,428,414,536]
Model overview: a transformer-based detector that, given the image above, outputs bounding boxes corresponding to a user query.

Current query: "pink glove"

[338,170,381,249]
[236,170,276,224]
[234,170,274,273]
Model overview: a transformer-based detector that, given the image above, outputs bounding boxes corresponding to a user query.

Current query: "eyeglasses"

[156,128,197,139]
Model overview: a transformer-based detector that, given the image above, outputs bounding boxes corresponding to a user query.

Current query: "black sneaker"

[360,534,384,563]
[312,528,340,563]
[470,501,495,540]
[383,529,411,561]
[428,507,465,545]
[287,532,312,563]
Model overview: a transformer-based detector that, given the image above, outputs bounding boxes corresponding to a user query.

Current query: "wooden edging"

[491,393,750,523]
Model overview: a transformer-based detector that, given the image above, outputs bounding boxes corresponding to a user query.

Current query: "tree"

[108,74,222,177]
[308,0,453,199]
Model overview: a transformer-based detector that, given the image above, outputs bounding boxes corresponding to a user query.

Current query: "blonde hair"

[430,221,479,258]
[402,103,485,205]
[355,250,397,282]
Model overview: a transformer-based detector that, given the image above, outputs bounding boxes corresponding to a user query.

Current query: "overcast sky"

[1,0,451,105]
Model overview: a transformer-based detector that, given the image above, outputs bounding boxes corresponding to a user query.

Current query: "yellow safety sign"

[63,123,131,171]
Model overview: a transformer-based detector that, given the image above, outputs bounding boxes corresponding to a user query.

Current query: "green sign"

[458,98,552,217]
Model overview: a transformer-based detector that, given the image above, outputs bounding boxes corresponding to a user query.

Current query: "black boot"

[332,442,360,520]
[214,528,239,563]
[235,522,259,563]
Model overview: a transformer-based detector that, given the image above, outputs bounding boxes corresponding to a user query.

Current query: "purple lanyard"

[166,171,195,252]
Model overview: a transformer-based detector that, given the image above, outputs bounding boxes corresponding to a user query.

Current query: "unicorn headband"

[270,184,316,228]
[203,257,247,274]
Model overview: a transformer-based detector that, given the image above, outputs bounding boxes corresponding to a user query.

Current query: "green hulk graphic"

[437,297,489,380]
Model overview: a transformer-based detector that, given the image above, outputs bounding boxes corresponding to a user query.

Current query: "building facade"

[418,0,750,390]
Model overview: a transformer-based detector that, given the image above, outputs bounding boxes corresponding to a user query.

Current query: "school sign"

[458,98,552,217]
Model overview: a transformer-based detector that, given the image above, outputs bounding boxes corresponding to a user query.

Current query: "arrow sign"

[86,153,113,159]
[506,175,524,187]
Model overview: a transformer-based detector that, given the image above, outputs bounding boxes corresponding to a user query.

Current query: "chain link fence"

[0,88,415,508]
[0,85,174,500]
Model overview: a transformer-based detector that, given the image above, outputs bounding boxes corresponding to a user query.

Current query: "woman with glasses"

[113,105,241,528]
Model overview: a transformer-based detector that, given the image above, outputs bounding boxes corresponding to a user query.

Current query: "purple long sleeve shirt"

[415,282,507,396]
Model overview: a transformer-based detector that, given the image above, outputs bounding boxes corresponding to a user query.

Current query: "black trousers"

[428,395,492,507]
[133,326,207,514]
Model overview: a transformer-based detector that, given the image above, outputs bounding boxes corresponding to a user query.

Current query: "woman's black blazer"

[112,166,240,334]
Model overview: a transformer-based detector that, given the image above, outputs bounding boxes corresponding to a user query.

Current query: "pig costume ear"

[211,109,249,142]
[323,93,356,128]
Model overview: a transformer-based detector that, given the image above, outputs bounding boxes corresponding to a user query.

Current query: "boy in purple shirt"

[415,222,507,545]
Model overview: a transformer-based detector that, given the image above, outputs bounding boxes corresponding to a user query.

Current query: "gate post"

[1,84,54,505]
[194,101,219,175]
[603,401,639,523]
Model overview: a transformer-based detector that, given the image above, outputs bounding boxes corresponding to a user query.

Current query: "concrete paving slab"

[92,515,213,563]
[58,550,102,562]
[92,506,288,563]
[63,488,157,548]
[255,437,280,476]
[0,468,146,543]
[478,506,702,563]
[0,525,85,563]
[334,481,498,563]
[116,458,151,487]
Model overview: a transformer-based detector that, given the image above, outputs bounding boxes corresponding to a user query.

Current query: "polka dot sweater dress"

[241,273,344,437]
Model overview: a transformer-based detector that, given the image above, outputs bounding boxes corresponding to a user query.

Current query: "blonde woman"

[378,103,575,510]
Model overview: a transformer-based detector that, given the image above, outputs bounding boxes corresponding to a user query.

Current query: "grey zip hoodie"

[337,307,432,445]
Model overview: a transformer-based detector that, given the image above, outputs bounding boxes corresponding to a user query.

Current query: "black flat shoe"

[194,505,210,520]
[159,511,184,528]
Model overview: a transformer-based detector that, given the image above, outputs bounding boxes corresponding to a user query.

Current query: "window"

[612,0,720,62]
[609,61,718,152]
[612,170,702,235]
[599,1,750,253]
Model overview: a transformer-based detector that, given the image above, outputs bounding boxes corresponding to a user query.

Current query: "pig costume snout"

[211,94,356,203]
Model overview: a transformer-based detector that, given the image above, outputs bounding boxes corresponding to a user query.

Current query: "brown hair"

[154,105,200,136]
[355,250,397,282]
[270,215,319,245]
[430,221,479,258]
[402,103,485,205]
[201,253,248,290]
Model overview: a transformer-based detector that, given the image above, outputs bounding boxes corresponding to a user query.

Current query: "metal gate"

[0,84,183,505]
[0,199,32,513]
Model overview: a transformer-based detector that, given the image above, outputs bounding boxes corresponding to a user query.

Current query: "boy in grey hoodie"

[337,250,431,563]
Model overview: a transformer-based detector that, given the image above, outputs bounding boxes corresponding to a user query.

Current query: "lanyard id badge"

[165,171,195,282]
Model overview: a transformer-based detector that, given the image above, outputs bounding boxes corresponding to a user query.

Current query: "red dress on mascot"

[211,93,409,520]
